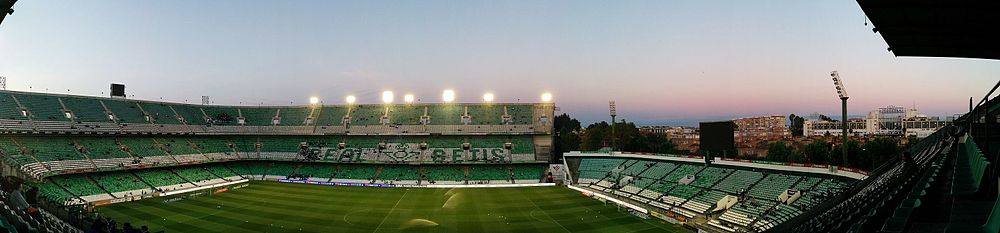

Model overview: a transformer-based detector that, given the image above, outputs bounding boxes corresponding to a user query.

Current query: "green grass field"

[97,181,691,233]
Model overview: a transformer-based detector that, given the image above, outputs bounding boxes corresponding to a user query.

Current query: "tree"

[832,140,862,168]
[581,121,611,151]
[804,140,832,164]
[861,137,900,170]
[633,133,680,154]
[789,114,805,136]
[767,141,795,162]
[819,114,836,122]
[579,119,681,154]
[553,114,582,153]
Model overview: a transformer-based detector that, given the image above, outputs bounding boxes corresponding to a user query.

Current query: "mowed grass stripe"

[98,182,693,233]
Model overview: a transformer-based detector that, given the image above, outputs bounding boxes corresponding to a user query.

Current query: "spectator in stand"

[3,176,44,223]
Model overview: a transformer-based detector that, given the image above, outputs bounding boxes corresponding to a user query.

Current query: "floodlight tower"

[609,101,617,154]
[830,71,849,164]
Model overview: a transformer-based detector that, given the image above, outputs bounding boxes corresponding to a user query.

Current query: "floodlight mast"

[610,101,617,154]
[830,71,849,165]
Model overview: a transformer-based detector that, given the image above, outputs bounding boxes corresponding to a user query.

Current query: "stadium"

[0,1,999,233]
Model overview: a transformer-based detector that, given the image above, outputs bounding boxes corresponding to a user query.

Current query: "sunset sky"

[1,1,997,125]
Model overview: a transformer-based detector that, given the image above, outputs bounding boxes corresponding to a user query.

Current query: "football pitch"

[97,181,692,233]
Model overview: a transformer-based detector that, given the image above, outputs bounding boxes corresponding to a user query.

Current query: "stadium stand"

[0,93,29,121]
[60,97,109,123]
[101,99,147,123]
[512,164,544,181]
[316,106,349,126]
[133,169,188,188]
[293,163,334,180]
[387,105,423,125]
[332,164,378,181]
[49,176,106,198]
[423,166,466,184]
[276,107,310,126]
[0,90,553,233]
[89,172,151,195]
[377,165,421,183]
[467,165,509,182]
[136,102,181,124]
[426,104,463,125]
[243,107,278,126]
[569,156,856,233]
[9,93,67,121]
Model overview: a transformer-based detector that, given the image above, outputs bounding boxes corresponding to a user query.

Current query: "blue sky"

[1,1,997,126]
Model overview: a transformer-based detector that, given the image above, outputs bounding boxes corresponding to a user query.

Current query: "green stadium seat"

[10,93,67,121]
[60,97,110,122]
[102,99,148,123]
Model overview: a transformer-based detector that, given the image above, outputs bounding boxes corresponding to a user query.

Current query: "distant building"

[803,105,948,137]
[732,115,789,137]
[639,126,699,153]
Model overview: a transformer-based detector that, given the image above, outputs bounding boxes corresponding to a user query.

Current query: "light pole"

[830,71,850,165]
[610,101,617,154]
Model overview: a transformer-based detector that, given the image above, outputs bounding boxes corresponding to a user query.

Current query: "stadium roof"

[0,0,13,26]
[857,0,1000,60]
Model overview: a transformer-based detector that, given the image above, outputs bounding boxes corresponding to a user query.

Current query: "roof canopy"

[0,0,15,26]
[858,0,1000,60]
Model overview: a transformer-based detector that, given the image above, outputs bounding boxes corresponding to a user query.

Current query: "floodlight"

[483,93,495,102]
[382,91,394,104]
[442,90,455,103]
[404,94,415,103]
[541,93,553,102]
[345,95,356,104]
[830,71,848,99]
[309,97,319,105]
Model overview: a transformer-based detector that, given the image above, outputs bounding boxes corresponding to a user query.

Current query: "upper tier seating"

[387,105,423,125]
[237,107,277,126]
[316,106,348,126]
[276,107,310,126]
[170,105,207,125]
[0,91,550,133]
[137,102,182,124]
[0,93,28,120]
[202,106,239,126]
[346,105,384,125]
[102,99,148,123]
[60,97,109,123]
[10,93,67,121]
[425,105,463,125]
